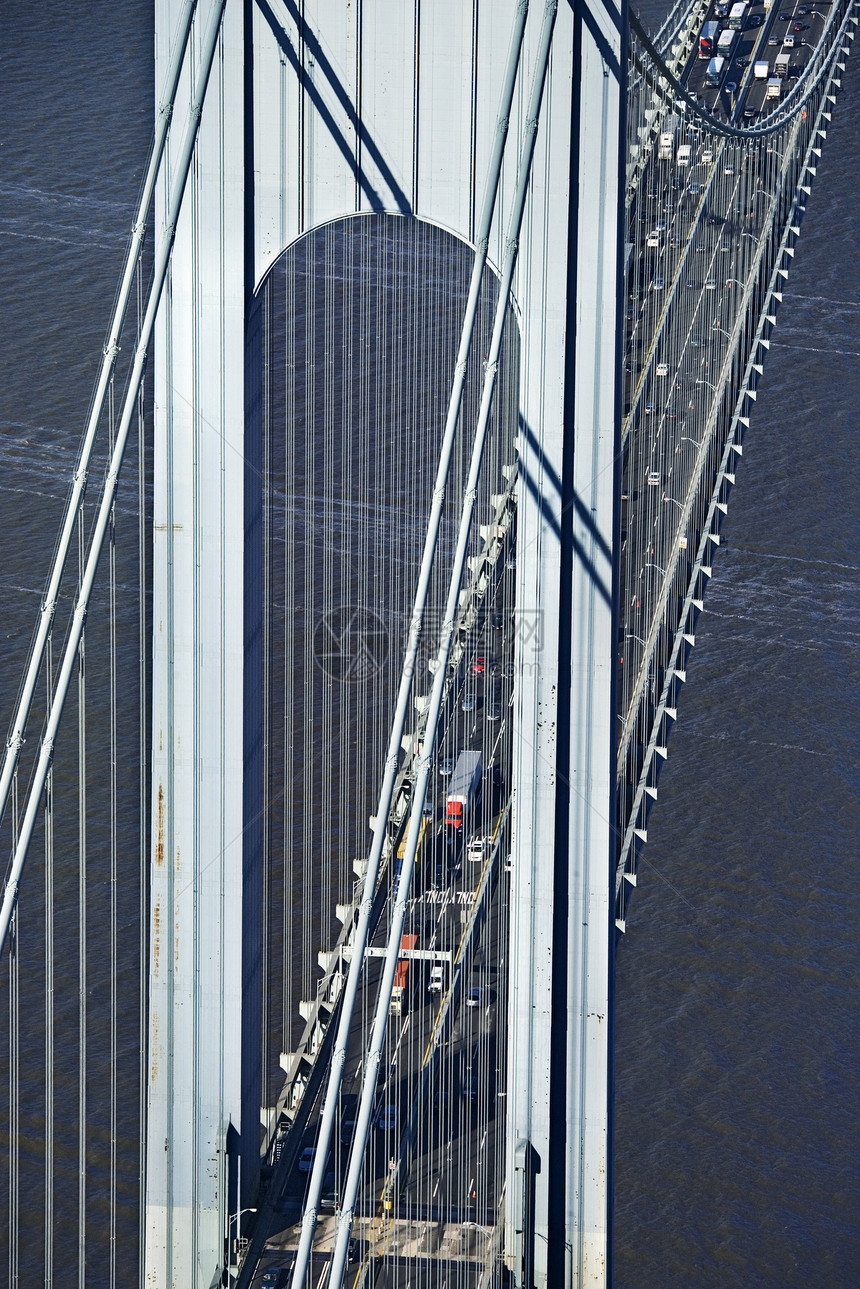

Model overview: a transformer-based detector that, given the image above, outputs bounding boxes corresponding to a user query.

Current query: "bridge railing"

[615,0,858,926]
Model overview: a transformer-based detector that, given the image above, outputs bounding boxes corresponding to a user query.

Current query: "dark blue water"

[613,14,860,1282]
[0,1,857,1283]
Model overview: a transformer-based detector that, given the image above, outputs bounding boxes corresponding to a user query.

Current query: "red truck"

[699,20,719,57]
[445,751,482,830]
[390,933,418,1015]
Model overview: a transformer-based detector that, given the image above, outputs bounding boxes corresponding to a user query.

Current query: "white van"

[468,835,489,863]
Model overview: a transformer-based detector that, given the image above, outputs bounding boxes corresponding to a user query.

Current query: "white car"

[468,835,490,863]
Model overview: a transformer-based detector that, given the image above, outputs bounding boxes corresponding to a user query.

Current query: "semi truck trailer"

[445,751,482,829]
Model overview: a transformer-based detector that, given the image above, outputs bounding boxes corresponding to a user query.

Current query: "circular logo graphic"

[313,605,390,683]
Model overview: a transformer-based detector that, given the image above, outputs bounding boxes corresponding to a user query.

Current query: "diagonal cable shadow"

[257,0,413,215]
[517,413,614,611]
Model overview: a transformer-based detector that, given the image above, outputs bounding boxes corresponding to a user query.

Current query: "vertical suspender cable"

[288,4,531,1281]
[0,0,229,960]
[7,778,19,1288]
[0,0,198,832]
[327,6,558,1283]
[7,906,18,1289]
[108,375,119,1289]
[44,638,55,1286]
[77,517,87,1289]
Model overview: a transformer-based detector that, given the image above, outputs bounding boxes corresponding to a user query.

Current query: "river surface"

[0,2,857,1284]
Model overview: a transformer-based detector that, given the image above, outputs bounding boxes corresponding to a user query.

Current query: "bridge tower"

[147,0,624,1284]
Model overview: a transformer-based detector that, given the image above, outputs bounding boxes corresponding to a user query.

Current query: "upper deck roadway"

[684,0,831,121]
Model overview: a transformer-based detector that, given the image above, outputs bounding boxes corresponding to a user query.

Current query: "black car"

[261,1271,289,1289]
[749,12,764,23]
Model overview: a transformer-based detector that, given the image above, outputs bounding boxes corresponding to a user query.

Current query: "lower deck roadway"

[252,594,514,1284]
[256,850,508,1283]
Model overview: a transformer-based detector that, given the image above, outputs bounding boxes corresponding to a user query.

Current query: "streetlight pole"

[228,1207,257,1280]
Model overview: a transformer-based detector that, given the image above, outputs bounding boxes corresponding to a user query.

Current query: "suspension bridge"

[0,0,855,1285]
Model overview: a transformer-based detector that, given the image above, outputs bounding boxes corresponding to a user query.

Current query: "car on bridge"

[298,1146,316,1172]
[468,835,492,863]
[261,1270,289,1289]
[749,12,764,23]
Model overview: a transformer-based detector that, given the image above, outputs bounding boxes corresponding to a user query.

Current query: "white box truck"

[717,29,736,57]
[705,56,725,86]
[766,77,781,99]
[754,61,769,79]
[775,51,791,76]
